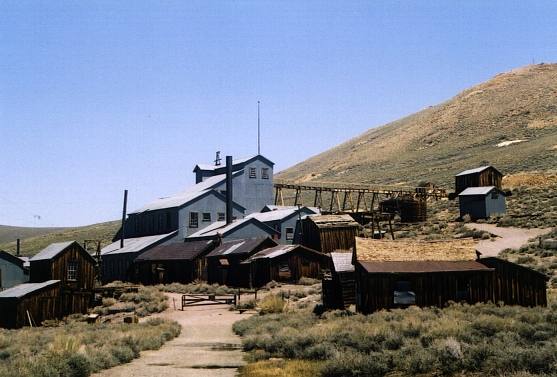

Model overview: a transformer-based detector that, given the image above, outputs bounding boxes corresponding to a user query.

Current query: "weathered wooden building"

[300,215,360,254]
[0,250,29,289]
[0,280,61,328]
[30,241,96,290]
[244,244,329,287]
[322,252,355,309]
[132,240,216,284]
[379,196,427,223]
[478,257,548,306]
[206,237,277,287]
[454,166,503,195]
[101,231,177,283]
[459,186,506,220]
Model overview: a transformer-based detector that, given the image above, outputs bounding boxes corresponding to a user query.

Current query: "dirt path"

[466,223,551,257]
[92,292,253,377]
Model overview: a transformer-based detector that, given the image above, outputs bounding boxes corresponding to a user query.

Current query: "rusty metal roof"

[135,240,215,262]
[359,260,493,274]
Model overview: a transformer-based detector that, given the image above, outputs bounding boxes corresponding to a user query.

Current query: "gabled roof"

[0,280,60,299]
[358,260,493,274]
[305,214,360,229]
[244,244,325,262]
[246,207,318,223]
[206,237,277,257]
[101,231,178,256]
[0,250,24,268]
[129,171,245,214]
[193,155,274,173]
[187,217,279,239]
[455,165,501,177]
[261,205,320,213]
[459,186,501,196]
[134,240,215,262]
[30,241,76,261]
[330,252,354,273]
[355,237,477,262]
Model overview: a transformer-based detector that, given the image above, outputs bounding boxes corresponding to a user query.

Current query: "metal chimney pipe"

[16,238,20,256]
[120,189,128,248]
[226,156,233,225]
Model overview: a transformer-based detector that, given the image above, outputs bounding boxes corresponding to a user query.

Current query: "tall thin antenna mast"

[257,100,261,155]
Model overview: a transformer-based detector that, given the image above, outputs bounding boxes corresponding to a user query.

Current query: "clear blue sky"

[1,1,556,227]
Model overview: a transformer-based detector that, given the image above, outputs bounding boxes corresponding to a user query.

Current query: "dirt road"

[466,223,551,257]
[92,292,252,377]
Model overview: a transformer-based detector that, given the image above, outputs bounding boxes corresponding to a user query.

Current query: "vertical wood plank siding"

[301,221,357,253]
[0,283,61,328]
[455,167,503,194]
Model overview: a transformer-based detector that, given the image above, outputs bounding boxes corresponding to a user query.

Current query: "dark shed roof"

[135,240,215,262]
[0,250,24,268]
[359,260,493,274]
[206,237,277,257]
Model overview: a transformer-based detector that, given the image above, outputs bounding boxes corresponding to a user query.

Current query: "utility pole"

[120,189,128,248]
[257,100,261,155]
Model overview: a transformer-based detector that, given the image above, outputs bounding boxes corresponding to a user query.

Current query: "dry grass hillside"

[277,64,557,188]
[0,220,120,256]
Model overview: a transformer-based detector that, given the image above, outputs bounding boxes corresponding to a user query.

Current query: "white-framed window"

[67,261,78,281]
[261,168,270,179]
[202,212,211,222]
[189,212,199,228]
[217,212,225,221]
[285,227,294,240]
[249,167,257,179]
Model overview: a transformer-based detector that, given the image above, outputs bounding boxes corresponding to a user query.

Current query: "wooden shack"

[478,257,548,306]
[379,196,427,223]
[322,252,355,309]
[0,280,61,328]
[454,166,503,195]
[30,241,96,290]
[206,237,277,287]
[300,215,359,254]
[459,186,506,220]
[132,240,216,284]
[244,244,329,287]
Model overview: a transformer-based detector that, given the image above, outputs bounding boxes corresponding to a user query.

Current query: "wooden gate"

[181,294,237,309]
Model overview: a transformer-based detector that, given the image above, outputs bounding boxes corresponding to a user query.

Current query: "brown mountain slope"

[277,64,557,187]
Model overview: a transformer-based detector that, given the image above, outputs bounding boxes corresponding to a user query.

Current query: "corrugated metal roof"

[455,166,491,176]
[30,241,75,261]
[459,186,497,196]
[207,237,276,257]
[359,260,493,273]
[101,231,177,256]
[262,205,321,213]
[330,252,354,273]
[188,218,279,238]
[135,240,215,261]
[244,244,324,262]
[0,280,60,299]
[246,207,318,222]
[128,171,245,214]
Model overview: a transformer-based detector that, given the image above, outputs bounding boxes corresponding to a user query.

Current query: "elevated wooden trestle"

[273,181,446,213]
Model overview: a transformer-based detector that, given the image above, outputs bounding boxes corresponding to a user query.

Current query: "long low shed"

[0,280,61,328]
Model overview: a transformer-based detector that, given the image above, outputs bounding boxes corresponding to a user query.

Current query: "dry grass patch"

[239,359,322,377]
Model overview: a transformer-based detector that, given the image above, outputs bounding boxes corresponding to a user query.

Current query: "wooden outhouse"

[132,240,216,284]
[300,215,359,254]
[0,280,61,328]
[206,237,277,287]
[454,166,503,195]
[322,252,355,309]
[244,244,329,287]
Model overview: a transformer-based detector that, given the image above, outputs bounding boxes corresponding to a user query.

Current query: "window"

[202,212,211,222]
[285,227,294,240]
[189,212,199,228]
[393,281,415,305]
[278,262,291,279]
[456,277,471,301]
[217,212,225,222]
[67,261,78,281]
[249,167,257,179]
[261,168,270,179]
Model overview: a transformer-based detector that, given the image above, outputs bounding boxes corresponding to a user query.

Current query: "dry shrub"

[258,295,286,315]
